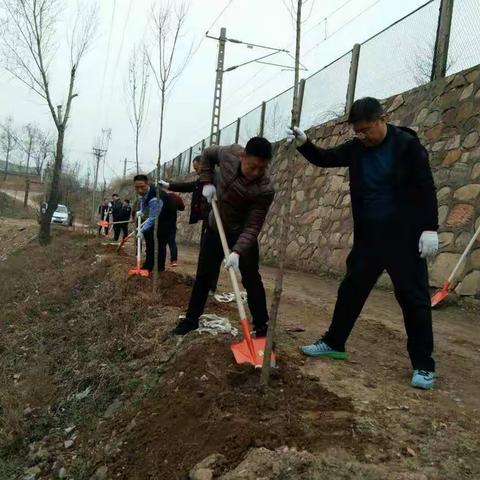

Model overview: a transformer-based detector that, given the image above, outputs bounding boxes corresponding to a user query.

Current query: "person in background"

[166,191,185,267]
[133,174,177,272]
[120,199,132,240]
[110,193,124,241]
[97,198,110,236]
[159,156,220,293]
[288,97,439,390]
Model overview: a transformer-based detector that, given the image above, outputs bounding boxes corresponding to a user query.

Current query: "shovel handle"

[136,215,141,269]
[448,223,480,283]
[211,198,248,321]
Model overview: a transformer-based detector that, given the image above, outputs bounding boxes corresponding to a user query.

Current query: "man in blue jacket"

[133,174,176,272]
[288,97,439,390]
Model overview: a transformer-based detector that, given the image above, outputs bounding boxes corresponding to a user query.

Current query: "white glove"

[158,179,170,189]
[224,252,240,273]
[135,211,143,219]
[419,231,439,259]
[286,126,307,147]
[202,184,217,203]
[137,230,144,241]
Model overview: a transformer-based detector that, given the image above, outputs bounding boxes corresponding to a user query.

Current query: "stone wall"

[173,64,480,297]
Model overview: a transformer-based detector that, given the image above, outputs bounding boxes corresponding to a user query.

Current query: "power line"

[221,0,384,113]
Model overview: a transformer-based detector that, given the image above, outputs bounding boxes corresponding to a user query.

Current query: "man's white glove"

[136,211,143,219]
[286,126,307,147]
[224,252,240,273]
[158,179,170,189]
[137,230,145,241]
[202,184,217,203]
[419,231,439,259]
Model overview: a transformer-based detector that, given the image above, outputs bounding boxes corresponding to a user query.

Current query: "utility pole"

[210,28,227,145]
[90,147,107,232]
[206,30,302,146]
[123,157,127,180]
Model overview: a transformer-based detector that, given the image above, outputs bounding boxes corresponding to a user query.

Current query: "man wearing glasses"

[288,97,439,390]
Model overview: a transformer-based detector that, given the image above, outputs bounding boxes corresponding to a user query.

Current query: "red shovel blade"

[128,266,150,278]
[431,281,450,307]
[97,220,109,228]
[231,319,276,368]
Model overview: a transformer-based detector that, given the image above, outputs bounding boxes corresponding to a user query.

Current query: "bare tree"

[1,0,97,244]
[19,123,41,207]
[0,116,17,181]
[146,0,191,290]
[261,0,305,385]
[126,44,150,175]
[33,130,52,176]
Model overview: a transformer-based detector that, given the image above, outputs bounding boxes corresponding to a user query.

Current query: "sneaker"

[301,340,346,359]
[173,316,198,336]
[411,370,435,390]
[171,261,178,268]
[208,290,215,297]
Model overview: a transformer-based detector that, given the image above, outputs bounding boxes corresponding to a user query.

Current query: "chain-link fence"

[0,160,38,177]
[157,0,479,179]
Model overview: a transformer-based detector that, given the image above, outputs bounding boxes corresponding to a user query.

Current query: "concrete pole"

[431,0,455,80]
[345,44,361,114]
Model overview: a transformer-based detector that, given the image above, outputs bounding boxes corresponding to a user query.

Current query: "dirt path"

[174,243,480,477]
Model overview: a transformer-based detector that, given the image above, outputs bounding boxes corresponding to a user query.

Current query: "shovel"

[211,198,275,368]
[431,223,480,307]
[128,216,150,277]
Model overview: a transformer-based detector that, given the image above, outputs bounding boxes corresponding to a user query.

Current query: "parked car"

[51,204,73,226]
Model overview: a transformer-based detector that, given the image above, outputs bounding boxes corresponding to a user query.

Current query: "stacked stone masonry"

[173,64,480,298]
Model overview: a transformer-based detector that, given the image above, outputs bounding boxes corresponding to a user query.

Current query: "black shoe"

[173,316,198,336]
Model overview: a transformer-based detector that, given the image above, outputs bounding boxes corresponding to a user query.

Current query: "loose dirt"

[0,227,479,480]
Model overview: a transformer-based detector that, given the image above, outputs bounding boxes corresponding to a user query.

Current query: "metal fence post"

[345,43,361,114]
[235,117,241,144]
[431,0,455,80]
[259,101,266,137]
[188,146,193,173]
[177,154,182,176]
[201,138,206,152]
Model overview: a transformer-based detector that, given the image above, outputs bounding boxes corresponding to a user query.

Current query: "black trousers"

[186,226,269,332]
[120,222,129,239]
[142,223,174,272]
[322,222,435,371]
[200,220,219,292]
[167,228,178,262]
[113,224,122,241]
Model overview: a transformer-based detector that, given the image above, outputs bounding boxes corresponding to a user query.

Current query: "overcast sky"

[0,0,436,183]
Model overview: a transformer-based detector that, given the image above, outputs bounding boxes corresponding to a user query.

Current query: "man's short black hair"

[245,137,272,160]
[124,199,130,204]
[192,155,201,163]
[112,193,119,197]
[348,97,385,124]
[134,174,149,182]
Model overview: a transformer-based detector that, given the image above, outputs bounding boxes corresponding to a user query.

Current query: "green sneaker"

[301,340,346,359]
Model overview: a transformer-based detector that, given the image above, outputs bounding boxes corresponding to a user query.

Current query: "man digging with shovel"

[173,137,274,337]
[288,97,439,390]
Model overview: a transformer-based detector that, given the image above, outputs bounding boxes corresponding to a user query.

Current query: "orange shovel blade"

[128,267,150,277]
[97,220,109,228]
[431,282,450,307]
[231,337,275,368]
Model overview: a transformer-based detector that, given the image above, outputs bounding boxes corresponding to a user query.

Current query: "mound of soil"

[110,335,360,480]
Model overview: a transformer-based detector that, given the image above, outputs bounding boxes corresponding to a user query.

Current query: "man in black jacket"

[159,156,220,292]
[288,97,439,390]
[110,193,124,241]
[119,199,132,239]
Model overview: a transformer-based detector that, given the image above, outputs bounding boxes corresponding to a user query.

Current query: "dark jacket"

[167,192,185,224]
[139,186,176,234]
[297,124,438,238]
[169,179,209,225]
[121,205,132,222]
[111,199,124,221]
[200,144,275,255]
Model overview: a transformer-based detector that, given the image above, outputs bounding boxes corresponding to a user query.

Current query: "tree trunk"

[39,127,64,245]
[260,0,303,386]
[3,148,10,181]
[152,89,166,293]
[24,145,32,208]
[135,126,140,175]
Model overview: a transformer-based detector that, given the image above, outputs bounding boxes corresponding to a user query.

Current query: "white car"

[51,204,73,226]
